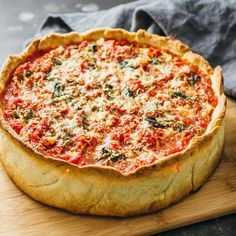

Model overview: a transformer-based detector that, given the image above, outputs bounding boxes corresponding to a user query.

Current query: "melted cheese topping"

[2,39,218,173]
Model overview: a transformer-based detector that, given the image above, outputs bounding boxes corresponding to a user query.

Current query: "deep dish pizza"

[0,29,226,216]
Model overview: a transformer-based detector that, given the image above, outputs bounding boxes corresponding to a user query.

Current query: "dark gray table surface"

[0,0,235,235]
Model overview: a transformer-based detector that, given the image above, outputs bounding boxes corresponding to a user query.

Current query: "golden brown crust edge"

[0,28,226,216]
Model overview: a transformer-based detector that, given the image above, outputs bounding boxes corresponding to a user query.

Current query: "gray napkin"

[33,0,236,98]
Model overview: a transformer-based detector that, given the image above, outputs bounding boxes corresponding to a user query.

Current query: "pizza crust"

[0,28,226,216]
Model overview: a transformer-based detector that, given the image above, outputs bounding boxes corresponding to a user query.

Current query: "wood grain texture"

[0,99,236,236]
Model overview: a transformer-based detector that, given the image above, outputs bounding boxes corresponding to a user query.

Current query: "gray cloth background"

[32,0,236,98]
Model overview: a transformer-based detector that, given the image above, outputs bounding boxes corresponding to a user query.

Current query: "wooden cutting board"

[0,99,236,236]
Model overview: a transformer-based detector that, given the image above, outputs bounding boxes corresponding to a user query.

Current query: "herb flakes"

[170,91,189,100]
[13,110,20,119]
[118,60,130,69]
[88,44,97,53]
[53,58,63,66]
[123,87,135,98]
[54,81,64,97]
[100,148,126,163]
[25,70,33,78]
[145,116,165,128]
[188,73,201,86]
[149,58,162,65]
